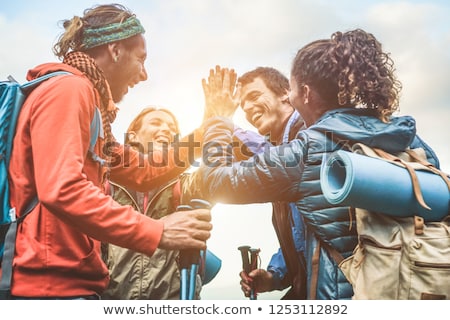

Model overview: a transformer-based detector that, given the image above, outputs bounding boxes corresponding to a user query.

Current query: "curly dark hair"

[291,29,402,122]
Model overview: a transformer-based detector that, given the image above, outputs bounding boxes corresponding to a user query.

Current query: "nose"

[140,65,148,81]
[157,122,173,138]
[160,122,170,132]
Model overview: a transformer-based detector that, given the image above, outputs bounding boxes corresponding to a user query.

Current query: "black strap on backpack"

[0,198,38,299]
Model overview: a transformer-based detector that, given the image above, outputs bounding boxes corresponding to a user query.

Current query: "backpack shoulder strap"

[20,71,72,93]
[88,107,105,166]
[309,238,345,299]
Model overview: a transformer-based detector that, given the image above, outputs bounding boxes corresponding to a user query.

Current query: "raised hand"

[202,65,241,121]
[158,208,212,250]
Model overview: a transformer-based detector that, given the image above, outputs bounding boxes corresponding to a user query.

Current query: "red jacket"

[7,63,189,297]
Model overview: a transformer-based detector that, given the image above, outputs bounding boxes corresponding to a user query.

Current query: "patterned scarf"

[63,51,118,180]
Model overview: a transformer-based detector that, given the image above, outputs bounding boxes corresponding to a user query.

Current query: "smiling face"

[240,77,292,140]
[129,110,178,153]
[108,34,148,103]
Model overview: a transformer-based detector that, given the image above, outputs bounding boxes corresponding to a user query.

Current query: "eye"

[148,119,162,126]
[169,126,177,134]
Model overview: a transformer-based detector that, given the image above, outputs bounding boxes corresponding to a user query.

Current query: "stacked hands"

[202,65,241,121]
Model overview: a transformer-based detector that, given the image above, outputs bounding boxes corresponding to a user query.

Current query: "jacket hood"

[310,108,416,154]
[26,62,84,81]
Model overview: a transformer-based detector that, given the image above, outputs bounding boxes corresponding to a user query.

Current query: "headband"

[82,16,145,49]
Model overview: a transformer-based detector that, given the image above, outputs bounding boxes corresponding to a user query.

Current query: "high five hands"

[202,65,241,120]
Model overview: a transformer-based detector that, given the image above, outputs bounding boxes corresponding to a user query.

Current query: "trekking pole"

[249,248,260,300]
[238,245,260,300]
[177,199,212,300]
[176,204,194,300]
[188,199,211,299]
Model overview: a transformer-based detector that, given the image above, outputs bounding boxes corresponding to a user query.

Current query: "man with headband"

[4,4,212,299]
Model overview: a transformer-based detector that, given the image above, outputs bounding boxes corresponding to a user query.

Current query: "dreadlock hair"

[53,3,136,59]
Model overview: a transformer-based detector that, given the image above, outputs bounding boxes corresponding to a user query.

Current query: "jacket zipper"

[145,179,179,216]
[110,179,179,216]
[109,181,141,211]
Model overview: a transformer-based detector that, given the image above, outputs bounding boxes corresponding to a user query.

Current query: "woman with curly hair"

[197,29,441,299]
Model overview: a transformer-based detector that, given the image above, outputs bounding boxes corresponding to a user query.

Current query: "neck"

[270,109,295,145]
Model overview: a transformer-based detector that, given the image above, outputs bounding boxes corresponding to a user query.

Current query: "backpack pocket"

[400,234,450,299]
[350,236,402,299]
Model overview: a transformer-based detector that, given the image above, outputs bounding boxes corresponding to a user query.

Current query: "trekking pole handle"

[189,199,212,210]
[238,245,251,274]
[249,248,260,271]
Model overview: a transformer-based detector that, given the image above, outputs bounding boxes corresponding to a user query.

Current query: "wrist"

[267,269,283,291]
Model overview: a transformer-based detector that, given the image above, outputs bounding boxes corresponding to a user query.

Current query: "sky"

[1,0,449,300]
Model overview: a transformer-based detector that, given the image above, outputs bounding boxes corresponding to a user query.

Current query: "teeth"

[155,136,170,142]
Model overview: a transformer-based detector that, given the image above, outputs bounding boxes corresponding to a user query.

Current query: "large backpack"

[0,72,102,299]
[320,143,450,299]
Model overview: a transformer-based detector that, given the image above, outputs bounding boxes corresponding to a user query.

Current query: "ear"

[107,42,121,63]
[302,84,311,104]
[127,131,138,142]
[280,89,290,104]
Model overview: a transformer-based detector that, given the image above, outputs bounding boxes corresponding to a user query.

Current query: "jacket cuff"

[267,268,285,291]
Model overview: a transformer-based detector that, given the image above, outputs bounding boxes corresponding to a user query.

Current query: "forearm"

[199,117,306,204]
[109,143,190,191]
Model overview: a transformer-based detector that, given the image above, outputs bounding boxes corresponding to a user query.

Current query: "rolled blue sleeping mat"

[320,150,449,222]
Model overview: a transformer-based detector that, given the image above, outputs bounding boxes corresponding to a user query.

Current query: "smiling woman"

[125,107,180,153]
[102,106,199,300]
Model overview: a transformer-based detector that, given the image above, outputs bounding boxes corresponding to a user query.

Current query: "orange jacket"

[7,63,190,297]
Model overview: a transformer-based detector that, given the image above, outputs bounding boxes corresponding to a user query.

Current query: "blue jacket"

[234,111,306,296]
[199,108,440,299]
